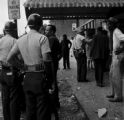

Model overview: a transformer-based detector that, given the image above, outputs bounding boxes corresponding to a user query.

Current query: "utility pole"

[14,19,18,38]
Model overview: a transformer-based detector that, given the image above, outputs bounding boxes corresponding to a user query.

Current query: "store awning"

[24,0,124,8]
[24,0,124,19]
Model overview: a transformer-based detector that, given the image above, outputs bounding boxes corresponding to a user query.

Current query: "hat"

[108,17,118,24]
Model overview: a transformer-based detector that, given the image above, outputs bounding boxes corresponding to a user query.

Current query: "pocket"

[2,70,15,86]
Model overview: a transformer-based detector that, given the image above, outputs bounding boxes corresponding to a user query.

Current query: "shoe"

[109,97,123,102]
[96,83,104,87]
[80,79,89,82]
[106,94,114,98]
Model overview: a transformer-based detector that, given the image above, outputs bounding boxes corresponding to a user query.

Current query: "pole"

[14,19,18,39]
[76,18,79,27]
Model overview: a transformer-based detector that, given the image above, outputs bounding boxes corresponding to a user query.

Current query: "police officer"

[0,21,21,120]
[7,13,55,120]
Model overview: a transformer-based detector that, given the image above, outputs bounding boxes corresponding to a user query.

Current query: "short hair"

[47,24,56,33]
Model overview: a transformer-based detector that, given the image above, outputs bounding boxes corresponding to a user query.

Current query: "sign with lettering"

[72,23,77,31]
[8,0,20,20]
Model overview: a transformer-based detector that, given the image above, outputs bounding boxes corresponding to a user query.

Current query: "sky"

[0,0,49,36]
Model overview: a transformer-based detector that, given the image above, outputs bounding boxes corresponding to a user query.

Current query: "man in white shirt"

[72,27,88,82]
[107,17,124,102]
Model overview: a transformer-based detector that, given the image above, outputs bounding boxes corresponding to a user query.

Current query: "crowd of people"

[72,17,124,103]
[0,13,123,120]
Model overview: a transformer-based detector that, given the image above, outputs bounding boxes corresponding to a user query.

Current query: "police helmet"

[27,13,42,27]
[4,21,17,31]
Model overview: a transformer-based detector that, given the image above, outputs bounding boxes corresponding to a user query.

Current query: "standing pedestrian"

[72,27,88,82]
[61,34,72,69]
[45,24,61,120]
[0,21,22,120]
[90,27,109,87]
[7,13,55,120]
[107,17,124,102]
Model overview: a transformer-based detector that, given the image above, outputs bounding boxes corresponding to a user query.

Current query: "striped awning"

[24,0,124,8]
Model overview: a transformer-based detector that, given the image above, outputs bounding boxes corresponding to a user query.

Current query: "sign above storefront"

[8,0,20,20]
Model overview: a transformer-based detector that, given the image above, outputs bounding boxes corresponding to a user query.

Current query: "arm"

[40,36,56,92]
[42,52,56,92]
[7,43,20,65]
[115,28,124,41]
[68,40,72,49]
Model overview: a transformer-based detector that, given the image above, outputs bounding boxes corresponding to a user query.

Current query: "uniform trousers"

[23,72,51,120]
[74,51,87,82]
[1,79,21,120]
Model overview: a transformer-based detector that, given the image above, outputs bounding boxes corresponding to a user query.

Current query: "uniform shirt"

[0,34,16,62]
[72,34,85,50]
[10,30,51,65]
[113,28,124,51]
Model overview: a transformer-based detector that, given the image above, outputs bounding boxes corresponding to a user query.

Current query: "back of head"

[27,13,42,30]
[4,21,16,32]
[3,21,17,37]
[108,17,118,31]
[47,24,56,34]
[108,17,118,24]
[63,34,67,40]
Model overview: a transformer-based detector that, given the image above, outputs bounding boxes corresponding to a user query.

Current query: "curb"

[74,94,90,120]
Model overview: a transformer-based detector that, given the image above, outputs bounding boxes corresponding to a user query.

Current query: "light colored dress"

[110,28,124,98]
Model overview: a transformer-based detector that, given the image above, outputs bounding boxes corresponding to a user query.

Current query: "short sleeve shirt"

[72,34,85,50]
[113,28,124,51]
[17,30,51,65]
[0,34,16,62]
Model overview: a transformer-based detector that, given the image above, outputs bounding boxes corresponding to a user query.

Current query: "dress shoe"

[106,94,114,98]
[109,97,123,102]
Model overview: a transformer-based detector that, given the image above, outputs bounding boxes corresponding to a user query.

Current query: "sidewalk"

[58,57,124,120]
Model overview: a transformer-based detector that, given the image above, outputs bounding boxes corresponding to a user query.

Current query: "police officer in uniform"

[7,13,55,120]
[0,21,21,120]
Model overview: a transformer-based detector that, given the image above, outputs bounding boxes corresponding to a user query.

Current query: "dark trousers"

[74,52,87,82]
[94,59,104,85]
[24,72,51,120]
[1,83,21,120]
[63,51,70,69]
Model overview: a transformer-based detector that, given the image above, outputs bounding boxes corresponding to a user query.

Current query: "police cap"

[4,21,17,31]
[27,13,42,27]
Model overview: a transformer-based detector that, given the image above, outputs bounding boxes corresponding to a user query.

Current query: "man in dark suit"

[90,27,109,87]
[45,24,61,120]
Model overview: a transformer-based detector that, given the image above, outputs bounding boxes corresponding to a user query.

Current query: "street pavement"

[58,56,124,120]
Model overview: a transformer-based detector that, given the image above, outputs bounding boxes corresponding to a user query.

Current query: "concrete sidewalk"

[58,57,124,120]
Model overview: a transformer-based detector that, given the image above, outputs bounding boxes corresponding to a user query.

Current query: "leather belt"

[25,64,45,72]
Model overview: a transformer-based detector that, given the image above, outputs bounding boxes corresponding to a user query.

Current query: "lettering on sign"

[8,0,20,20]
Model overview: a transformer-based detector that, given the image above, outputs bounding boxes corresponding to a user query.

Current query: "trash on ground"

[97,108,107,118]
